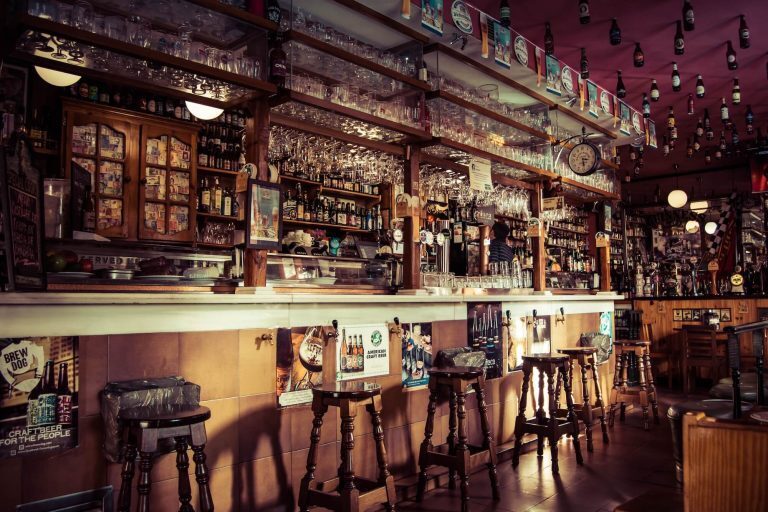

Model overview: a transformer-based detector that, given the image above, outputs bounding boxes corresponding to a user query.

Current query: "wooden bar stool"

[557,347,609,451]
[416,367,499,512]
[298,382,395,512]
[117,404,213,512]
[609,340,660,430]
[512,354,583,474]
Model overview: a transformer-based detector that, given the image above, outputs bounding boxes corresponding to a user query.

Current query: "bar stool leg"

[636,350,650,431]
[512,361,532,468]
[474,380,500,501]
[338,400,360,512]
[416,387,439,501]
[447,391,457,490]
[175,437,194,512]
[455,388,471,512]
[536,370,546,457]
[578,357,594,452]
[367,395,396,512]
[619,353,629,422]
[561,364,583,465]
[590,357,609,444]
[546,369,560,475]
[117,436,137,512]
[136,451,153,512]
[608,348,623,428]
[299,394,328,512]
[643,350,660,424]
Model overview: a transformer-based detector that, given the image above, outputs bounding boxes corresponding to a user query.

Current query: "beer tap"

[326,320,339,346]
[390,317,403,337]
[555,307,565,325]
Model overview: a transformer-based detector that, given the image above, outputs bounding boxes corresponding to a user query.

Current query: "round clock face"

[568,142,600,176]
[731,274,744,286]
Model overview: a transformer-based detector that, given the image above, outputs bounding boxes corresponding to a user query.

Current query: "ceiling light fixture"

[34,66,81,87]
[705,221,718,234]
[685,220,699,233]
[668,189,688,208]
[689,200,708,213]
[185,101,223,121]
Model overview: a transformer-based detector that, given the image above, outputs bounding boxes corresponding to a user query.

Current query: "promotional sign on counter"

[467,302,503,379]
[530,316,552,355]
[0,337,78,459]
[276,326,330,407]
[336,323,390,382]
[505,314,528,373]
[397,322,433,388]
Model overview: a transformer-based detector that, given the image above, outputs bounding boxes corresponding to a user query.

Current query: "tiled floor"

[394,392,684,512]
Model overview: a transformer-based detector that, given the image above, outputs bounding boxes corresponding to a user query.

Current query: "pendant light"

[35,66,81,87]
[685,220,699,233]
[185,101,224,121]
[667,164,687,208]
[704,221,718,234]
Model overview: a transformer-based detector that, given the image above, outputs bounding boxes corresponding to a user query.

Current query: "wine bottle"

[269,34,288,87]
[671,62,681,92]
[720,98,729,123]
[674,20,685,55]
[199,177,211,213]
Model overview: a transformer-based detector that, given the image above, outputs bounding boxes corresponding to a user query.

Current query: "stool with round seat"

[416,366,500,512]
[512,354,583,475]
[557,347,609,451]
[298,382,396,512]
[609,340,660,430]
[117,404,213,512]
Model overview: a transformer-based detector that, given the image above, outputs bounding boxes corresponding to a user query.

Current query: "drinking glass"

[127,16,150,47]
[72,0,94,32]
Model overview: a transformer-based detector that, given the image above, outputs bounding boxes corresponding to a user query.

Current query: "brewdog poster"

[0,337,79,459]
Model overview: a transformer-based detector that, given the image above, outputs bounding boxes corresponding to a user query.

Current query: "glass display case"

[266,253,398,290]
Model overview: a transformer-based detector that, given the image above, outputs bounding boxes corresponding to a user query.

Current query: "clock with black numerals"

[567,141,601,176]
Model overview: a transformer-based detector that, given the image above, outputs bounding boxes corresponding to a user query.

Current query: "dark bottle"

[544,22,554,55]
[732,126,740,145]
[269,35,288,87]
[687,93,694,115]
[720,97,729,123]
[232,191,240,218]
[695,117,704,137]
[633,43,644,67]
[26,364,44,426]
[616,70,626,98]
[198,132,209,167]
[746,105,754,135]
[686,139,693,158]
[726,41,738,70]
[642,94,650,118]
[662,135,670,156]
[671,62,681,91]
[56,363,73,425]
[719,130,727,151]
[199,177,211,213]
[731,77,741,105]
[578,0,589,24]
[83,184,96,232]
[674,21,685,55]
[609,18,621,46]
[667,106,676,128]
[695,74,705,98]
[37,360,57,426]
[693,134,701,152]
[704,150,711,164]
[650,79,660,102]
[739,15,750,49]
[265,0,281,25]
[682,0,694,31]
[500,0,510,28]
[147,96,157,114]
[580,48,589,79]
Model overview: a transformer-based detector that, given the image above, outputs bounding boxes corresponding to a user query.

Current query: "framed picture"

[720,309,732,322]
[673,309,682,321]
[245,179,282,250]
[683,309,692,321]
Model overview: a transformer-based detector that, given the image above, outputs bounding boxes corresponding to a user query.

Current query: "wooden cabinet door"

[138,124,197,242]
[64,109,139,239]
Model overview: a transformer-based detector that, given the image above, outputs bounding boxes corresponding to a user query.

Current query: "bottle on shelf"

[199,177,211,213]
[212,176,223,215]
[269,34,288,87]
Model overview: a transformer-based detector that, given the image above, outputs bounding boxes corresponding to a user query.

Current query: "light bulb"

[185,101,224,121]
[685,220,699,233]
[689,200,708,213]
[667,189,688,208]
[705,221,718,234]
[34,66,81,87]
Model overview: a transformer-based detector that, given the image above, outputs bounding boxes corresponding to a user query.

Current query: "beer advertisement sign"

[397,322,433,389]
[467,302,503,379]
[0,337,78,459]
[276,326,329,407]
[335,323,390,382]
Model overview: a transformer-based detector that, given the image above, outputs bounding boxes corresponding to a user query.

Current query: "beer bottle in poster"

[26,366,44,426]
[340,329,348,372]
[56,362,73,425]
[357,336,365,372]
[348,335,356,371]
[37,360,57,426]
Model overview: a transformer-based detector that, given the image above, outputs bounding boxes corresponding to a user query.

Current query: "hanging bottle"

[671,62,681,92]
[579,0,590,24]
[633,43,644,67]
[580,48,589,79]
[674,21,685,55]
[704,108,713,140]
[500,0,511,27]
[695,74,705,98]
[695,118,704,137]
[609,18,621,46]
[686,138,694,158]
[693,134,701,152]
[720,98,729,123]
[732,126,740,145]
[745,105,754,135]
[739,15,750,49]
[682,0,695,31]
[726,41,738,70]
[731,77,741,105]
[719,130,727,151]
[650,79,660,102]
[642,93,650,118]
[667,106,676,128]
[662,135,670,156]
[544,22,555,55]
[616,70,626,98]
[704,150,712,164]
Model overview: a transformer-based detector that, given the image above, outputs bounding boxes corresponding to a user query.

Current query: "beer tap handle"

[327,320,339,346]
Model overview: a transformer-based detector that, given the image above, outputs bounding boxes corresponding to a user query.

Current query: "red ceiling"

[470,0,768,180]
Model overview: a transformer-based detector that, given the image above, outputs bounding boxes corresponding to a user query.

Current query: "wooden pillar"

[599,245,611,292]
[403,146,421,290]
[532,182,546,292]
[243,99,271,287]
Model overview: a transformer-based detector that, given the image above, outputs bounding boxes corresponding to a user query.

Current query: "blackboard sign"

[0,148,12,291]
[70,160,91,233]
[0,140,45,290]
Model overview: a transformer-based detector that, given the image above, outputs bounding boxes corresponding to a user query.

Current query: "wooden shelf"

[184,0,279,32]
[283,219,371,233]
[196,242,236,249]
[559,176,620,200]
[547,225,589,236]
[197,212,243,222]
[278,175,381,201]
[427,89,553,142]
[198,166,241,176]
[30,145,59,156]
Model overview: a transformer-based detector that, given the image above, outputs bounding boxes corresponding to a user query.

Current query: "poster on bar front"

[505,314,527,373]
[398,322,433,388]
[586,81,599,118]
[545,55,562,96]
[0,337,78,459]
[421,0,444,36]
[530,316,552,355]
[619,101,631,136]
[335,323,390,382]
[467,302,503,379]
[493,22,511,68]
[276,326,331,407]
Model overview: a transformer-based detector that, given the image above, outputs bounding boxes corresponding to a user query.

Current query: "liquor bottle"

[642,94,650,118]
[336,199,345,225]
[667,106,675,128]
[83,184,96,232]
[687,94,694,115]
[544,22,554,55]
[616,70,626,98]
[26,364,44,426]
[580,48,589,79]
[682,0,694,31]
[670,124,678,142]
[148,96,157,114]
[37,360,57,426]
[674,21,685,55]
[165,98,175,118]
[500,0,510,27]
[739,15,750,49]
[302,191,310,222]
[340,328,348,372]
[695,74,705,98]
[199,177,211,213]
[198,132,208,167]
[269,34,288,88]
[726,41,738,70]
[376,206,383,231]
[650,79,660,102]
[357,336,364,372]
[212,176,223,215]
[633,43,644,68]
[29,108,42,145]
[223,188,232,217]
[720,98,729,123]
[56,362,73,425]
[609,18,621,46]
[578,0,589,24]
[745,105,754,135]
[731,77,741,105]
[265,0,281,24]
[671,62,681,91]
[715,146,723,160]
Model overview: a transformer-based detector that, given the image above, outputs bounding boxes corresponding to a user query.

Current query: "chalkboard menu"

[0,141,45,290]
